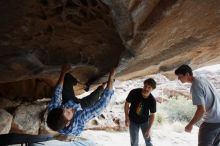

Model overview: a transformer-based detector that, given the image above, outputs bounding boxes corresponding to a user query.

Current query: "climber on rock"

[46,64,115,136]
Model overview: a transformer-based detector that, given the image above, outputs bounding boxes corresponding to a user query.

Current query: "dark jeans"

[129,120,153,146]
[199,122,220,146]
[62,73,104,109]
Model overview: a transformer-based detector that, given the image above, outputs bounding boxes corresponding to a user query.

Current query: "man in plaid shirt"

[47,64,115,136]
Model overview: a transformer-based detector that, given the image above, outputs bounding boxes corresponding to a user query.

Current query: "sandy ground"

[82,123,199,146]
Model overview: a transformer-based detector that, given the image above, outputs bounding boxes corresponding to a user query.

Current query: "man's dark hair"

[47,108,67,131]
[144,78,156,89]
[175,64,193,76]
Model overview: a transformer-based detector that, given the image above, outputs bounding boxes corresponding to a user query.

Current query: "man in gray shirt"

[175,64,220,146]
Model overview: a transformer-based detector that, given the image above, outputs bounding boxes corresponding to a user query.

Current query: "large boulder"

[0,0,220,99]
[11,103,46,135]
[0,109,13,134]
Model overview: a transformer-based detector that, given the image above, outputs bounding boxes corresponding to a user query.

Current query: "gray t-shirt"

[190,77,220,123]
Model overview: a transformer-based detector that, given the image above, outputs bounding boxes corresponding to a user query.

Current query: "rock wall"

[0,0,220,105]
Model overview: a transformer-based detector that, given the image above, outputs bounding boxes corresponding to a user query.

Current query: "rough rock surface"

[0,97,21,109]
[0,109,13,134]
[114,0,220,80]
[11,103,47,135]
[0,0,220,99]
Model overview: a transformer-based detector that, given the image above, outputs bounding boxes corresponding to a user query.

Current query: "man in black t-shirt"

[124,78,157,146]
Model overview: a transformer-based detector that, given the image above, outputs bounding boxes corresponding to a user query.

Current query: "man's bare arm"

[185,105,205,132]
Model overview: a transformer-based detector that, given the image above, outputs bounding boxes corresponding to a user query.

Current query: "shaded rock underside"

[0,0,220,99]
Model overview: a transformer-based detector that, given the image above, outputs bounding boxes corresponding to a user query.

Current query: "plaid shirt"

[48,84,114,136]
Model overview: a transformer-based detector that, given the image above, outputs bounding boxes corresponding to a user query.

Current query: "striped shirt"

[48,85,114,136]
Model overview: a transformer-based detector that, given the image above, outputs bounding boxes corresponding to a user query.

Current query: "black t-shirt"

[126,88,156,124]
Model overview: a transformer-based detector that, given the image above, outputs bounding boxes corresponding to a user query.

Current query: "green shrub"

[158,96,196,123]
[154,111,168,126]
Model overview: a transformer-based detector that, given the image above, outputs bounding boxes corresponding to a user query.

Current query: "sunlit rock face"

[113,0,220,79]
[0,0,220,98]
